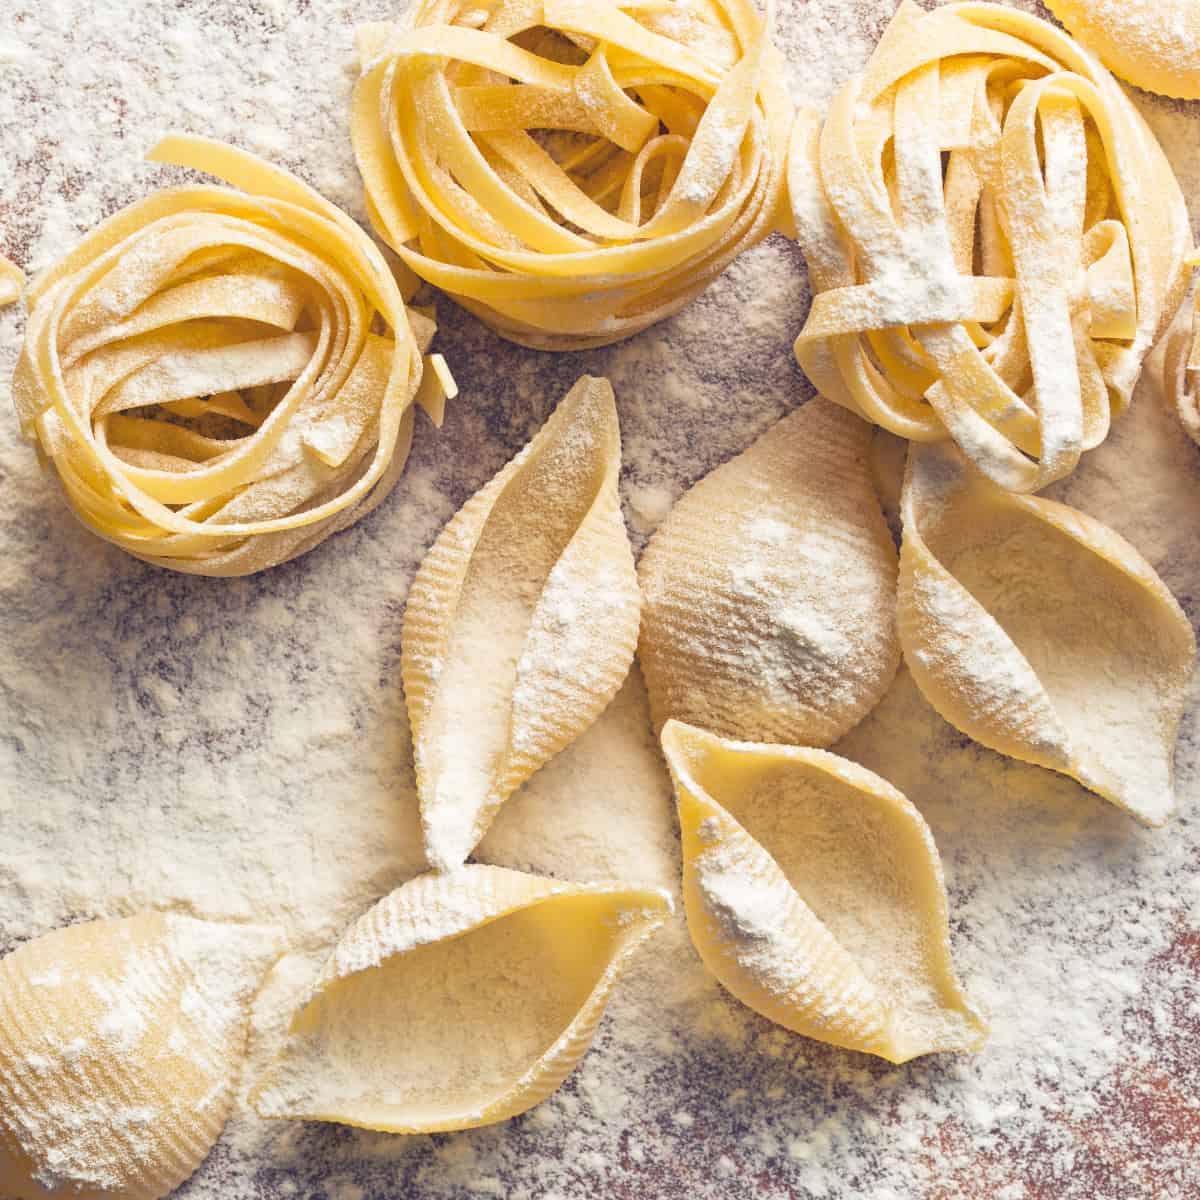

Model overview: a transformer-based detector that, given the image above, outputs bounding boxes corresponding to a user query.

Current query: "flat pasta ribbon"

[252,865,671,1132]
[351,0,792,349]
[13,136,456,577]
[790,0,1190,493]
[662,721,987,1064]
[899,440,1196,827]
[0,251,21,307]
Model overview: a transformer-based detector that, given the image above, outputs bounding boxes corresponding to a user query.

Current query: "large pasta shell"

[251,865,671,1132]
[661,720,986,1064]
[899,441,1196,826]
[0,913,279,1200]
[637,398,899,746]
[401,375,641,870]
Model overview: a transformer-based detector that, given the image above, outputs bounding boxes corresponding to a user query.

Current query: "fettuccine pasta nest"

[790,0,1190,493]
[13,136,454,577]
[352,0,792,350]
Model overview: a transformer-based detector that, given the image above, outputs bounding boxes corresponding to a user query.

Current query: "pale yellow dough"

[0,251,21,307]
[662,721,987,1064]
[351,0,792,349]
[402,375,642,870]
[1164,258,1200,444]
[899,441,1196,826]
[0,913,278,1200]
[252,865,671,1133]
[12,136,454,576]
[638,398,899,747]
[1047,0,1200,100]
[791,0,1190,494]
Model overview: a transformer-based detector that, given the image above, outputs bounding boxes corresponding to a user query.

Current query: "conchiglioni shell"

[661,720,986,1064]
[0,913,279,1200]
[637,398,899,746]
[401,375,641,870]
[251,865,672,1132]
[899,441,1196,826]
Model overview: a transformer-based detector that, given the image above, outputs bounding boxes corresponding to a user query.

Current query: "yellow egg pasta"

[662,721,986,1064]
[402,375,641,870]
[0,251,21,307]
[638,398,899,747]
[0,912,279,1200]
[899,440,1196,827]
[790,0,1190,493]
[1165,259,1200,445]
[252,865,671,1133]
[12,135,454,576]
[351,0,792,349]
[1046,0,1200,100]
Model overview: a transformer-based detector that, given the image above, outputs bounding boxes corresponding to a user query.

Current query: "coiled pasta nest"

[352,0,792,350]
[13,136,454,577]
[790,0,1190,493]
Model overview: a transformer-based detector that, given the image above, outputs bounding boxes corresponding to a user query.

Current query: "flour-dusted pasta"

[350,0,791,350]
[0,913,279,1200]
[252,865,671,1132]
[899,441,1196,826]
[1046,0,1200,100]
[402,375,641,870]
[12,135,454,576]
[0,252,20,307]
[1165,262,1200,445]
[638,399,899,747]
[790,0,1190,493]
[661,721,985,1063]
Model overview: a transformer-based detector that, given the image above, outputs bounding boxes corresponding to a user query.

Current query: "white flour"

[1,1,1199,1198]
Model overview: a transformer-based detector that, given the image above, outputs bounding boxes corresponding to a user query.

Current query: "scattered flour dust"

[0,1,1198,1199]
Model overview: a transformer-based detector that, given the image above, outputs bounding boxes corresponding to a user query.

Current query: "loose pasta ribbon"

[13,136,455,576]
[790,0,1190,493]
[0,252,21,308]
[352,0,792,350]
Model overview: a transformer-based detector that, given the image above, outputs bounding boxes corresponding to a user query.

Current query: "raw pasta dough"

[638,398,899,747]
[662,721,986,1064]
[899,440,1196,827]
[252,865,671,1132]
[351,0,791,349]
[12,135,454,576]
[0,913,278,1200]
[402,375,641,870]
[0,251,21,307]
[1046,0,1200,100]
[1164,264,1200,444]
[790,0,1190,493]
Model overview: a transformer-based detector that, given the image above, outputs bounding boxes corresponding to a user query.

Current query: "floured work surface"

[1,1,1198,1197]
